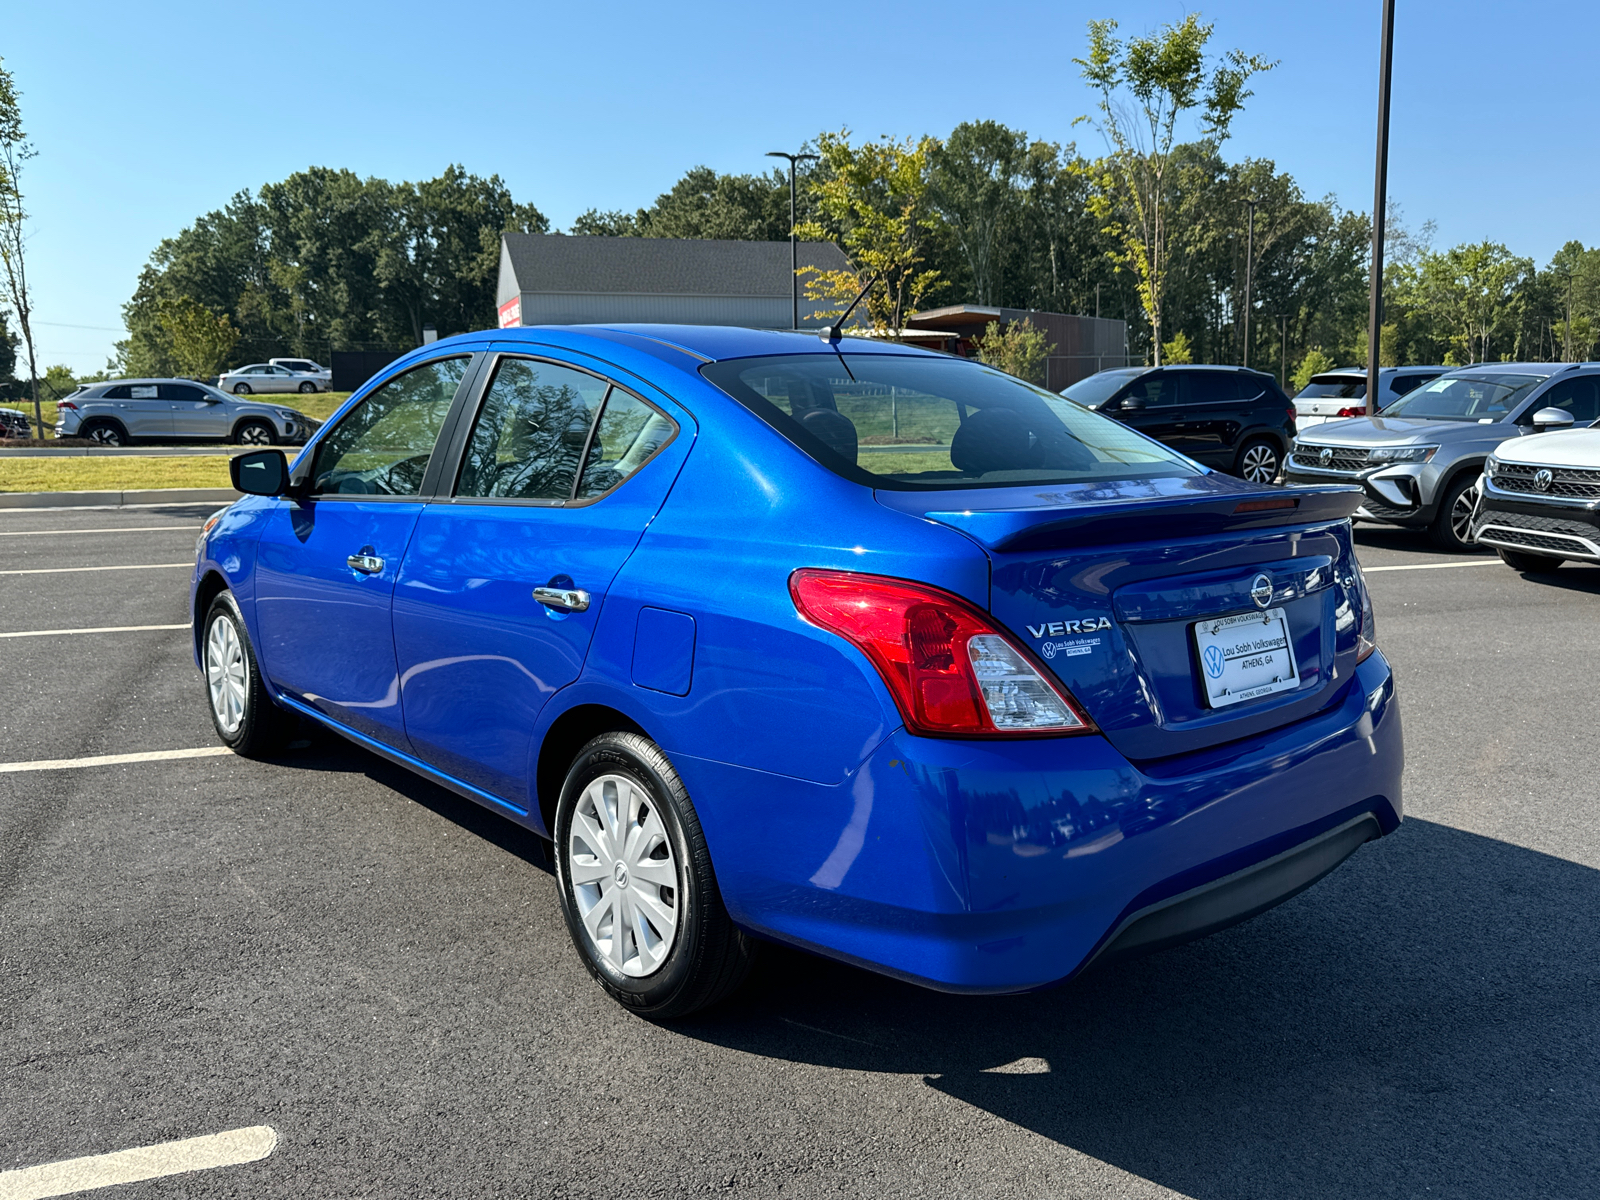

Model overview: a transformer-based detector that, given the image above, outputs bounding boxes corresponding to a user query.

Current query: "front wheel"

[554,732,755,1019]
[1235,437,1281,484]
[1497,547,1564,573]
[234,420,275,446]
[298,381,316,393]
[1429,475,1479,551]
[202,593,295,757]
[233,383,252,395]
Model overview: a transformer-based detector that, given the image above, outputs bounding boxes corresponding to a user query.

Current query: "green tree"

[1292,347,1336,392]
[796,131,943,334]
[158,296,239,378]
[0,56,42,434]
[1075,15,1274,364]
[928,121,1029,305]
[975,318,1055,384]
[568,165,797,241]
[1161,329,1194,363]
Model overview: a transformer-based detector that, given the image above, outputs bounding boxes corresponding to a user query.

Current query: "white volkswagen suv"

[1472,387,1600,571]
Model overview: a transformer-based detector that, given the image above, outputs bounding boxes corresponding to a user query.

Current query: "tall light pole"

[1367,0,1397,407]
[767,150,819,330]
[1242,197,1260,368]
[1562,268,1574,361]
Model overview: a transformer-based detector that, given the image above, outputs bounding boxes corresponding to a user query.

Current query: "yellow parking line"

[0,563,192,576]
[0,747,232,774]
[0,623,189,638]
[0,1126,276,1199]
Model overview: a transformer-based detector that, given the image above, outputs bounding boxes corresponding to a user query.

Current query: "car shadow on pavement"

[680,819,1600,1200]
[1500,563,1600,597]
[1351,523,1490,555]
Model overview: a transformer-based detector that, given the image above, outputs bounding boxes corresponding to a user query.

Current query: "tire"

[233,383,252,395]
[1497,547,1564,573]
[1428,475,1479,551]
[202,592,296,757]
[234,419,275,446]
[554,732,755,1019]
[1235,437,1281,484]
[80,420,127,447]
[298,381,316,393]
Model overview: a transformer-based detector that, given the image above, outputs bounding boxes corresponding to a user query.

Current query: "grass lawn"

[293,391,352,423]
[0,455,234,493]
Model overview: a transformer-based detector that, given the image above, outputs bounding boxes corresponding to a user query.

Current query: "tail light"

[1336,406,1367,418]
[1353,562,1377,663]
[789,569,1094,738]
[58,400,77,411]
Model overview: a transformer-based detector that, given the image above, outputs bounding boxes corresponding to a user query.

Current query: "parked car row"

[1291,365,1449,428]
[217,359,333,395]
[55,379,321,446]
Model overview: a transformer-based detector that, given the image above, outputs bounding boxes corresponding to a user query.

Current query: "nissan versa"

[191,325,1403,1018]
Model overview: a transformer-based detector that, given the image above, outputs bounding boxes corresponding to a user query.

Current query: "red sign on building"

[497,296,522,328]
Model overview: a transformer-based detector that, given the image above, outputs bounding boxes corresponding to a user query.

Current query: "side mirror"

[1120,395,1147,411]
[1531,406,1577,432]
[230,449,289,496]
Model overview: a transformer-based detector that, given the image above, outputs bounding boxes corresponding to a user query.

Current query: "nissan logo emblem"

[1534,468,1554,492]
[1250,573,1273,609]
[1319,446,1333,467]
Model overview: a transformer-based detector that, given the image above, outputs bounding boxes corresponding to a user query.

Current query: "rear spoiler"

[911,485,1363,553]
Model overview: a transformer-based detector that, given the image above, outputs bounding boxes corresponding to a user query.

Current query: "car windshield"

[701,354,1200,491]
[1381,373,1543,421]
[1061,369,1142,408]
[1296,376,1366,400]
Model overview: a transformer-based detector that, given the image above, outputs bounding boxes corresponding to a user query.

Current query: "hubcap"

[1451,490,1475,542]
[205,615,248,735]
[1242,445,1278,483]
[567,774,679,978]
[240,425,271,444]
[89,426,119,445]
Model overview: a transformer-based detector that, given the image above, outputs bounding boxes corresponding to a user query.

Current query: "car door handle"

[347,552,385,574]
[533,587,590,612]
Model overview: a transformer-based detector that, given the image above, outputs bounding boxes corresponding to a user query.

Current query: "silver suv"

[54,379,319,447]
[1283,364,1600,549]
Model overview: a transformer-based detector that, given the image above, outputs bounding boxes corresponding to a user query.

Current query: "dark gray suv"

[1283,364,1600,549]
[54,379,319,447]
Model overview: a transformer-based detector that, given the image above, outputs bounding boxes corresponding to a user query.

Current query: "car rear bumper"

[679,650,1402,994]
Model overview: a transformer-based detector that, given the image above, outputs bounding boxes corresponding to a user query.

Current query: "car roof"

[1440,363,1568,377]
[467,324,949,364]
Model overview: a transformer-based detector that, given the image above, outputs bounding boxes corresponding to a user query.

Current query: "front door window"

[312,357,469,496]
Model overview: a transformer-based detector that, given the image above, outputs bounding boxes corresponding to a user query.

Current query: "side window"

[1528,377,1600,424]
[456,358,610,500]
[1390,374,1425,397]
[1183,373,1257,405]
[160,384,206,401]
[1124,373,1177,407]
[576,391,678,499]
[102,385,132,400]
[311,357,468,496]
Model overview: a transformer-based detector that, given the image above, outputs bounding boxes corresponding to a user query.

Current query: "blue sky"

[8,0,1597,371]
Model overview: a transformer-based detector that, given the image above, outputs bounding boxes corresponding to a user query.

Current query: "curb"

[0,447,256,458]
[0,487,243,510]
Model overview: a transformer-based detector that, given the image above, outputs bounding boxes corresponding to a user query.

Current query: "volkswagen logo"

[1250,573,1273,609]
[1319,446,1333,467]
[1534,468,1554,492]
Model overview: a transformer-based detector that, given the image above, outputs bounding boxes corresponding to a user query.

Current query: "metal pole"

[767,150,818,331]
[1367,0,1397,406]
[1280,314,1288,390]
[1564,271,1573,360]
[1243,199,1258,368]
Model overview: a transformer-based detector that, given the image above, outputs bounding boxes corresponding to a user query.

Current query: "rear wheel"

[234,419,275,446]
[1235,437,1281,484]
[554,732,755,1019]
[233,383,252,395]
[202,592,295,757]
[80,420,127,447]
[1497,547,1564,573]
[1428,475,1479,551]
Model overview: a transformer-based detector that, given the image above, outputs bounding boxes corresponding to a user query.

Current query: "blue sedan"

[192,325,1403,1018]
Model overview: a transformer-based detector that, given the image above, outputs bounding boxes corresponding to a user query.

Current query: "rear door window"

[1181,373,1257,405]
[160,384,207,401]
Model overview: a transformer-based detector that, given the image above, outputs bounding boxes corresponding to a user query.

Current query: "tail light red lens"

[789,569,1094,738]
[1353,562,1378,663]
[58,400,77,410]
[1335,406,1367,418]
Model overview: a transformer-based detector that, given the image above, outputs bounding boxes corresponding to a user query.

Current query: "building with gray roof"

[495,233,852,330]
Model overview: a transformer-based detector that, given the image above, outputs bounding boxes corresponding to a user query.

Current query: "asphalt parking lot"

[3,505,1598,1200]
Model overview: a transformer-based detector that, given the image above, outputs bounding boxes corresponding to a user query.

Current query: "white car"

[1293,366,1448,428]
[218,363,323,395]
[1471,403,1600,571]
[269,357,333,390]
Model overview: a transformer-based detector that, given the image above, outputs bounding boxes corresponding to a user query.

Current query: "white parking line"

[0,747,231,774]
[0,623,189,639]
[0,526,196,536]
[0,1126,276,1199]
[1363,559,1504,574]
[0,563,192,576]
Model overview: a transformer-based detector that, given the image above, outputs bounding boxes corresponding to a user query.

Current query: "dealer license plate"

[1193,608,1299,709]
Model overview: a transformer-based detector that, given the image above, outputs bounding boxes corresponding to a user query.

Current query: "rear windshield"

[1296,375,1366,400]
[701,354,1200,491]
[1382,373,1543,421]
